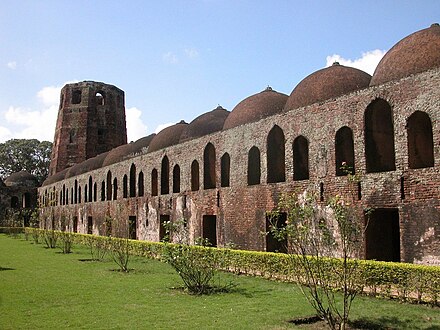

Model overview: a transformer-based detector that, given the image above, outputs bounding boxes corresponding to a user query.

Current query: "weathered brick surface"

[38,66,440,265]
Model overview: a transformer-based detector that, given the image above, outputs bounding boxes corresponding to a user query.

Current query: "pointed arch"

[138,171,144,197]
[293,135,309,180]
[173,164,181,193]
[248,146,261,185]
[365,99,396,173]
[191,160,200,191]
[267,125,285,183]
[113,177,118,200]
[204,143,216,189]
[106,171,112,201]
[161,156,170,195]
[407,111,434,169]
[221,153,230,187]
[123,175,128,198]
[129,163,136,197]
[151,169,158,196]
[335,126,355,176]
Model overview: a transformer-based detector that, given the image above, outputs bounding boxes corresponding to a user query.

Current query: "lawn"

[0,234,439,329]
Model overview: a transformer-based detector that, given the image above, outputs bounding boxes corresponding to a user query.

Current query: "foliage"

[23,227,440,306]
[0,138,52,184]
[85,235,109,261]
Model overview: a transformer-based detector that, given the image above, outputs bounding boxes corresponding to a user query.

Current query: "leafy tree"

[0,139,52,184]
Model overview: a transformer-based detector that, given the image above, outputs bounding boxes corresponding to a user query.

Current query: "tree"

[268,167,365,330]
[0,139,52,184]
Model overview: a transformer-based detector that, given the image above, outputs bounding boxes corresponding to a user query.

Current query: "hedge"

[22,228,440,305]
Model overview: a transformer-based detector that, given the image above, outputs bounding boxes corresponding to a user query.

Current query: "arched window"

[335,126,355,176]
[62,184,66,205]
[151,169,158,196]
[88,176,93,203]
[66,189,69,205]
[204,143,216,189]
[71,187,74,204]
[173,165,180,193]
[129,164,136,197]
[101,181,105,201]
[407,111,434,169]
[93,183,97,202]
[106,171,112,201]
[74,180,78,204]
[84,184,88,203]
[191,160,200,191]
[123,175,128,198]
[161,156,170,195]
[267,125,285,183]
[71,90,81,104]
[293,135,309,180]
[221,153,230,187]
[138,171,144,197]
[78,186,81,203]
[365,99,396,173]
[113,178,118,200]
[95,91,105,106]
[248,146,261,185]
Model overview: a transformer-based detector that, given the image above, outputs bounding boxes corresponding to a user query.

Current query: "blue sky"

[0,1,439,143]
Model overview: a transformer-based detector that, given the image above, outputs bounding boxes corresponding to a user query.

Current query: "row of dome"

[42,24,440,186]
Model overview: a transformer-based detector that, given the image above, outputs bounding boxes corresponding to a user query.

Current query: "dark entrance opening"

[202,215,217,247]
[159,215,170,242]
[365,208,400,262]
[266,212,287,253]
[128,216,137,239]
[73,216,78,233]
[87,217,93,235]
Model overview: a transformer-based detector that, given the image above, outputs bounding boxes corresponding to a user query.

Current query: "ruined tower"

[49,81,127,175]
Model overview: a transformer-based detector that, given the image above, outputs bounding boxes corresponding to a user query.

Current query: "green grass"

[0,235,439,329]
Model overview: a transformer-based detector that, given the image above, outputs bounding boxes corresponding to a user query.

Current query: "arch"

[93,183,97,202]
[66,189,69,205]
[293,135,309,180]
[173,164,180,193]
[161,156,170,195]
[191,160,200,191]
[70,187,74,204]
[101,181,105,201]
[221,153,230,187]
[129,163,136,197]
[267,125,285,183]
[113,178,118,200]
[138,171,144,197]
[335,126,355,176]
[74,180,78,204]
[106,171,112,201]
[88,176,93,202]
[123,175,128,198]
[204,143,216,189]
[248,146,261,185]
[407,111,434,169]
[62,184,66,205]
[95,91,105,106]
[78,186,82,203]
[151,169,158,196]
[71,89,81,104]
[84,184,88,203]
[365,99,396,173]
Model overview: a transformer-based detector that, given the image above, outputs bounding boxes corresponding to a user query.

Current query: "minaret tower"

[49,81,127,175]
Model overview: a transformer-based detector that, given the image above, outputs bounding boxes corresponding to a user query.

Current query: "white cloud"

[0,126,12,141]
[154,122,174,134]
[326,49,387,75]
[163,51,178,64]
[185,48,199,59]
[7,61,17,70]
[37,85,62,106]
[126,107,148,142]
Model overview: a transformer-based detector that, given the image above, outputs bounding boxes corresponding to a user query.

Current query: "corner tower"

[49,81,127,175]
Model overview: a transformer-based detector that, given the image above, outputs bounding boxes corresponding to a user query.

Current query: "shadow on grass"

[349,316,440,330]
[0,267,15,271]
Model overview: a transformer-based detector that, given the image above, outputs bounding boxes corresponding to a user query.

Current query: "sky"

[0,1,439,143]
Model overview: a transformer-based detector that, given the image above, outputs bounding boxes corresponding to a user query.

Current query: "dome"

[65,152,109,178]
[370,23,440,86]
[130,134,156,155]
[223,87,288,130]
[4,171,39,188]
[42,168,69,186]
[284,63,371,111]
[180,106,230,142]
[102,144,134,167]
[147,121,188,153]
